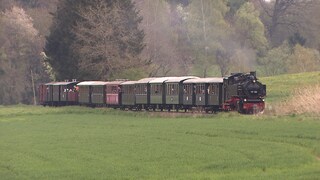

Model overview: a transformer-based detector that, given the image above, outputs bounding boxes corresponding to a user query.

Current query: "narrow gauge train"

[38,72,266,114]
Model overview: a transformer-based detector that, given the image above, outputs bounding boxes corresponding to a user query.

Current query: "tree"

[258,0,318,45]
[44,0,81,80]
[0,6,46,104]
[45,0,146,80]
[72,0,146,80]
[258,42,291,76]
[133,0,193,76]
[288,32,306,47]
[235,2,268,52]
[226,0,248,18]
[0,0,15,11]
[286,44,320,73]
[185,0,231,76]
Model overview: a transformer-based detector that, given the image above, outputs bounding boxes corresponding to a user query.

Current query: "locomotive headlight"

[253,80,256,83]
[244,99,247,102]
[262,99,265,102]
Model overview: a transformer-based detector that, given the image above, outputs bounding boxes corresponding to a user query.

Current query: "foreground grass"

[0,106,319,179]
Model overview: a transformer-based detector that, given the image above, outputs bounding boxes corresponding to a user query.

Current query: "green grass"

[261,71,320,103]
[0,106,320,179]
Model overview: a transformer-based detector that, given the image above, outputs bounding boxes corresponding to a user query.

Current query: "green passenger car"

[149,77,175,110]
[183,78,223,110]
[165,77,198,110]
[135,78,156,109]
[120,81,136,107]
[77,81,108,105]
[58,81,78,103]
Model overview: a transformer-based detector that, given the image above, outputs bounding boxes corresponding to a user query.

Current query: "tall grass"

[261,71,320,115]
[275,85,320,115]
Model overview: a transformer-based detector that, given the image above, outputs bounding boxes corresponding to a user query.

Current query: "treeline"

[135,0,320,77]
[0,0,320,104]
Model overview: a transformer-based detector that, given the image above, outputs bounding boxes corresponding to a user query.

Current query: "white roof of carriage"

[120,81,137,85]
[45,82,78,86]
[149,77,177,84]
[165,76,199,83]
[183,78,223,84]
[77,81,108,86]
[135,77,157,84]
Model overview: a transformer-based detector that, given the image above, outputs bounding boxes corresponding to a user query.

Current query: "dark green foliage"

[226,0,248,17]
[44,0,79,80]
[289,32,307,47]
[45,0,145,80]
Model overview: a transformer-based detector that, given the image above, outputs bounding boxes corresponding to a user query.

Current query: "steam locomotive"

[39,72,266,114]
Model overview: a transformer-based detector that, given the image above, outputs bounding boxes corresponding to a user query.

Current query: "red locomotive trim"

[222,96,240,111]
[242,102,265,112]
[222,96,265,113]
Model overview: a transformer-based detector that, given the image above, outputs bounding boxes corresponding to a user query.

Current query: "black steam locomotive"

[39,72,266,114]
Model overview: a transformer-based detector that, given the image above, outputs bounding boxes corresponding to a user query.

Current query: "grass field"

[0,72,320,179]
[1,106,319,179]
[261,71,320,103]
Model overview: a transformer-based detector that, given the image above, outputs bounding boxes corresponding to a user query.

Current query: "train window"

[123,86,134,94]
[138,85,147,95]
[159,85,162,94]
[151,85,157,95]
[123,86,127,94]
[167,84,178,95]
[196,85,200,94]
[130,86,134,94]
[152,84,162,95]
[143,85,146,94]
[111,86,117,93]
[208,84,216,95]
[96,86,103,93]
[196,84,205,94]
[127,87,130,94]
[144,86,147,94]
[183,85,192,95]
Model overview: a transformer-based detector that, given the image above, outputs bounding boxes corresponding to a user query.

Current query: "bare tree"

[258,0,318,40]
[72,0,145,80]
[134,0,193,76]
[0,6,45,104]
